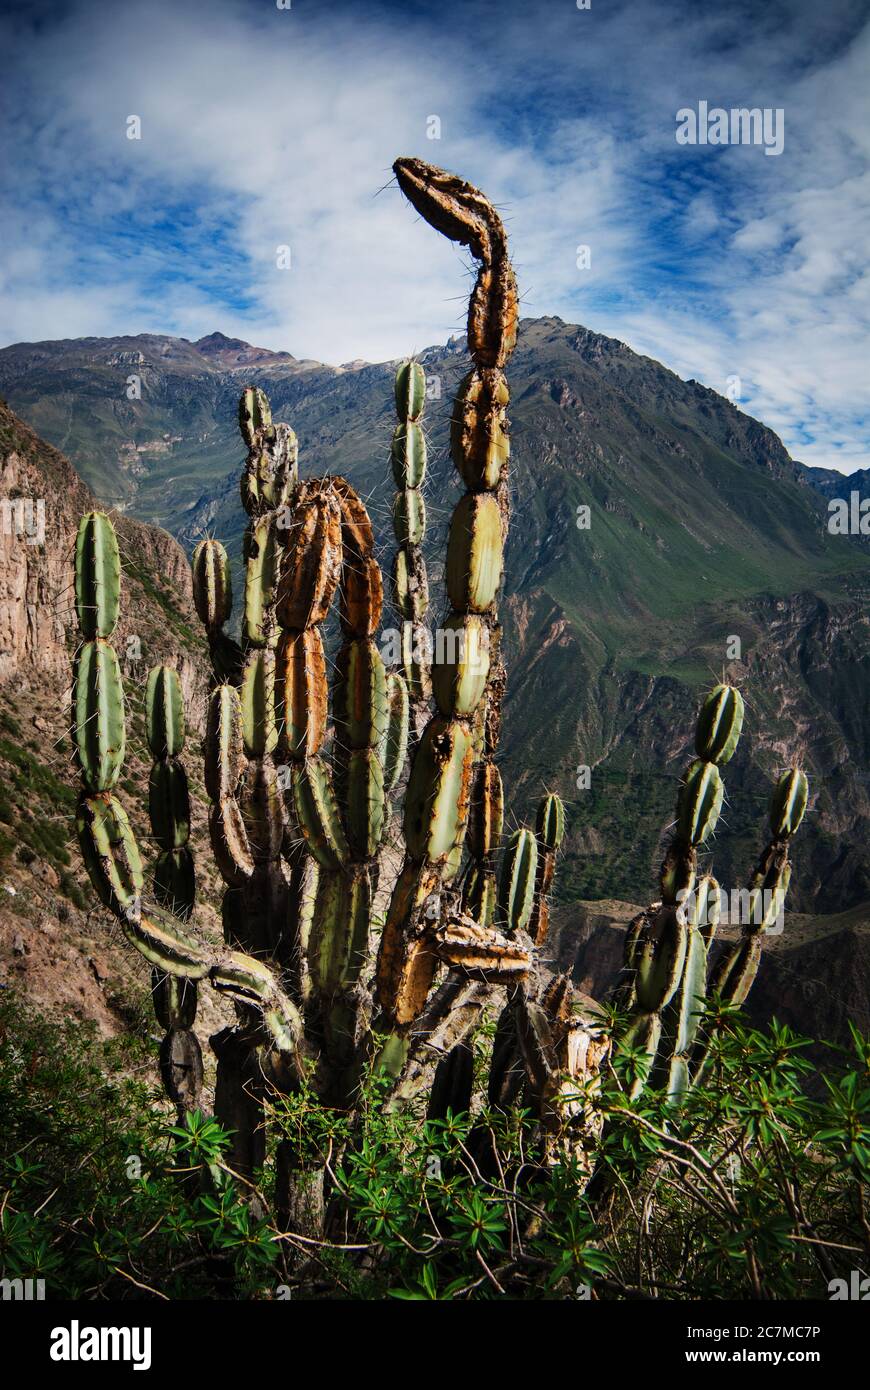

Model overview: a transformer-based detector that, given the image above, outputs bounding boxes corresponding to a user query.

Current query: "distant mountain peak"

[195,332,251,353]
[193,332,295,365]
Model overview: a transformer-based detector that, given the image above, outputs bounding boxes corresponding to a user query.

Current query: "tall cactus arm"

[690,767,808,1082]
[190,393,297,1170]
[274,463,403,1103]
[231,385,413,1107]
[619,683,744,1098]
[376,158,518,1032]
[391,359,432,734]
[145,663,202,1111]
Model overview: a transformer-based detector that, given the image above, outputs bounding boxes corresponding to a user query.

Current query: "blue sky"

[0,0,868,472]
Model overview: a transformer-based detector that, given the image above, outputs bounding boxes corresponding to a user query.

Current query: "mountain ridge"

[1,317,867,913]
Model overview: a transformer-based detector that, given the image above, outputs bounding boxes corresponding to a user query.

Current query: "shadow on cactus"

[67,157,807,1227]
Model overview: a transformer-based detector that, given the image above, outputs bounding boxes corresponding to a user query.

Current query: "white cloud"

[0,0,867,472]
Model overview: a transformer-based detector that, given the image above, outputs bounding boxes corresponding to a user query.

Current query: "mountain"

[0,330,361,529]
[1,318,868,915]
[798,461,870,502]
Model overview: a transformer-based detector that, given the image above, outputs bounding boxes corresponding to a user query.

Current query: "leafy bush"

[0,988,867,1300]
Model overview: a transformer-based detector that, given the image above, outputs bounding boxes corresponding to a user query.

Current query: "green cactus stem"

[377,158,517,1034]
[75,511,121,640]
[390,359,432,722]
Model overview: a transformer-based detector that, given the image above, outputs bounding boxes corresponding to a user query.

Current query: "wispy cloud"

[0,0,867,471]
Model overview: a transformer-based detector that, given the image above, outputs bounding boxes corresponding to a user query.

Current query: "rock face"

[0,402,204,714]
[0,402,218,1040]
[1,317,868,915]
[0,407,90,684]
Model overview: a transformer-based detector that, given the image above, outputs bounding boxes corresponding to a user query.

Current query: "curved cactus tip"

[392,157,500,264]
[770,767,808,839]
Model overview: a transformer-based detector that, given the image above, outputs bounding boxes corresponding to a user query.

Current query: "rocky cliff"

[0,402,224,1042]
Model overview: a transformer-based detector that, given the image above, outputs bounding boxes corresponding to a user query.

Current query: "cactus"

[391,358,432,731]
[617,686,739,1095]
[70,513,306,1130]
[66,160,808,1224]
[145,663,201,1111]
[375,157,517,1038]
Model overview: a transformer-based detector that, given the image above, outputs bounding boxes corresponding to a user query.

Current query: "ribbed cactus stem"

[145,663,201,1112]
[652,874,719,1100]
[70,514,306,1125]
[691,768,808,1082]
[376,158,518,1033]
[528,793,566,946]
[622,685,743,1096]
[391,359,432,735]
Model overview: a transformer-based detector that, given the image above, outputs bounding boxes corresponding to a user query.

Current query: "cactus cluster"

[71,513,306,1134]
[619,685,807,1100]
[67,158,808,1210]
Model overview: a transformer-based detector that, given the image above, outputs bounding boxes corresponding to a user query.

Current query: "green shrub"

[1,988,867,1300]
